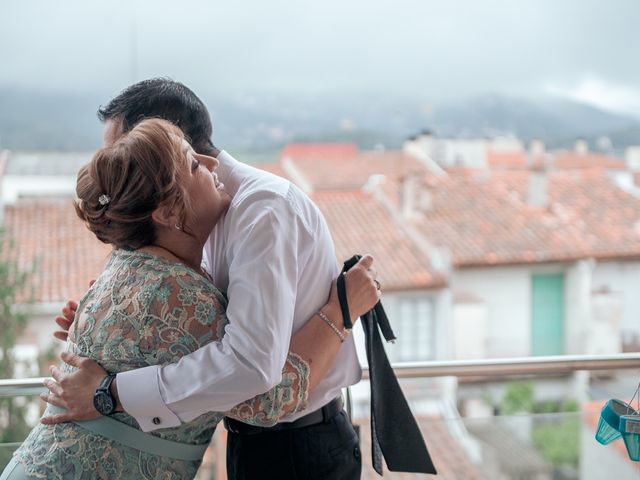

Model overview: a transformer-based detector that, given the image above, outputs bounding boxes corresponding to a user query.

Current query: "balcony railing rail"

[366,352,640,379]
[2,353,640,397]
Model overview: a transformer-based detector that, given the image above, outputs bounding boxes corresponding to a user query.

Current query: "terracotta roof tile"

[3,198,112,304]
[466,420,551,476]
[256,162,286,178]
[396,169,640,267]
[313,190,445,290]
[284,149,427,191]
[486,151,527,168]
[356,416,487,479]
[553,152,626,170]
[280,143,358,161]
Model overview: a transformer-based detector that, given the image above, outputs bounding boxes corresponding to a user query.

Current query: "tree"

[498,381,580,473]
[0,228,34,469]
[501,381,535,415]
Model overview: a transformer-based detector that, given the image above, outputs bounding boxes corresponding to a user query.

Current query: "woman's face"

[180,139,231,239]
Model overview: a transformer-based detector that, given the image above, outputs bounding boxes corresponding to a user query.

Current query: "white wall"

[3,176,76,203]
[564,259,594,354]
[442,139,488,168]
[404,136,488,169]
[581,422,640,480]
[452,266,532,357]
[453,300,488,359]
[592,260,640,334]
[433,288,454,359]
[451,259,637,358]
[16,303,63,356]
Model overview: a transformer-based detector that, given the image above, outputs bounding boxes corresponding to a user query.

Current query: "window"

[387,296,435,362]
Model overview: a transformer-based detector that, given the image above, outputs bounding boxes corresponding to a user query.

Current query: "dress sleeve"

[225,352,310,427]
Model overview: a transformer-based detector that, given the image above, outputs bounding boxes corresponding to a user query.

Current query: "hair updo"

[75,118,193,250]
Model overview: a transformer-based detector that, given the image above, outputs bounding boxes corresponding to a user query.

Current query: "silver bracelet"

[317,310,346,343]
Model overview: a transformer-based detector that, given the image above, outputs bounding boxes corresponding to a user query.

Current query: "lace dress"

[14,249,310,479]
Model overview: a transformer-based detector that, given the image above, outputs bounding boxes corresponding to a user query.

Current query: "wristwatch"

[93,373,117,415]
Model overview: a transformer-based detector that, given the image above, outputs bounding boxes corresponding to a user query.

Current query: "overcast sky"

[1,0,639,113]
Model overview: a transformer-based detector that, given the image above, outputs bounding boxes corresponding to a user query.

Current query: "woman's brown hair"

[75,118,193,250]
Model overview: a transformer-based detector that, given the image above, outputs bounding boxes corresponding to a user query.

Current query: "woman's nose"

[197,154,218,171]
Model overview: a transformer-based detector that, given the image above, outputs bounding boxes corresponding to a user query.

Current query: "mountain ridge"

[0,88,638,152]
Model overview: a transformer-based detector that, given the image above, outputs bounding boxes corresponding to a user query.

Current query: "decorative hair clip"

[98,194,111,206]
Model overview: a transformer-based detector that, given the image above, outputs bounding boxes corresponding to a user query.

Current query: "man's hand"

[323,254,380,328]
[40,351,108,424]
[53,300,77,341]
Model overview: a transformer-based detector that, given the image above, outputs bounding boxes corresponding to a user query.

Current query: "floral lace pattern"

[15,249,310,479]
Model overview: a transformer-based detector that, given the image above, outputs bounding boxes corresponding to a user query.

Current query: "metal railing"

[0,377,47,397]
[2,353,640,397]
[365,352,640,379]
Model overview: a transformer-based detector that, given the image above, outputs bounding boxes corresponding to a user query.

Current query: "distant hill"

[0,88,105,150]
[425,94,640,142]
[1,87,639,152]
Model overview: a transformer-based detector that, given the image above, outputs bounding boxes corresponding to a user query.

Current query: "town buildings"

[2,133,640,477]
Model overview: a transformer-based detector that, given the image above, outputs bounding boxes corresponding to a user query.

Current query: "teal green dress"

[12,250,310,479]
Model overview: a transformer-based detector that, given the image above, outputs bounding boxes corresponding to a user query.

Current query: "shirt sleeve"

[118,194,302,431]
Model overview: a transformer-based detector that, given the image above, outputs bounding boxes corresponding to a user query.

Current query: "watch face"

[94,391,115,415]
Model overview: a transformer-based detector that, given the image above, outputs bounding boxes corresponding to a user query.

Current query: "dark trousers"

[226,410,361,480]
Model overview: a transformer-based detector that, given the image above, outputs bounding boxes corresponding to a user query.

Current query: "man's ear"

[151,204,179,230]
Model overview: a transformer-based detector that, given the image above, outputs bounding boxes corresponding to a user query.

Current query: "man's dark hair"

[97,78,217,156]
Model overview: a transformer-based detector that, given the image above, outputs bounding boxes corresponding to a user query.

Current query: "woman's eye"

[192,160,200,171]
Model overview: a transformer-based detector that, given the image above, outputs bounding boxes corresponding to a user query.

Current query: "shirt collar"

[216,150,241,196]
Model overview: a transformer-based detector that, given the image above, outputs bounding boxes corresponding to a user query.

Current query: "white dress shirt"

[117,151,362,432]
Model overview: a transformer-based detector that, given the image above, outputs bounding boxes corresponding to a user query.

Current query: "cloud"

[1,0,639,101]
[544,78,640,118]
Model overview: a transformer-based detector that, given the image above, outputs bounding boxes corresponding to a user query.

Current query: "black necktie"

[338,255,437,476]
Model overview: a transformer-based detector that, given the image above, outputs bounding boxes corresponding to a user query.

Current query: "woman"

[2,119,377,479]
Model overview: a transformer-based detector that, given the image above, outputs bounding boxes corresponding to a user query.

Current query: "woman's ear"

[151,204,179,230]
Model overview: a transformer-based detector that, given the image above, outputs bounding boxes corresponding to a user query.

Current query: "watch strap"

[98,373,116,393]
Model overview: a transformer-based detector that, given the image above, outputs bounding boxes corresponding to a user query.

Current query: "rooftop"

[5,151,93,176]
[3,198,111,303]
[282,149,426,192]
[4,143,640,303]
[357,415,487,479]
[399,169,640,267]
[313,190,445,290]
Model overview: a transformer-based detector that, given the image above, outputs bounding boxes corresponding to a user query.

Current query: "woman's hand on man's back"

[53,280,95,341]
[53,300,77,341]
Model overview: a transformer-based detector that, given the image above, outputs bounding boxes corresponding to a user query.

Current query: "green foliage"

[497,381,581,470]
[0,229,34,469]
[501,381,534,414]
[532,398,580,414]
[532,416,580,467]
[498,381,579,415]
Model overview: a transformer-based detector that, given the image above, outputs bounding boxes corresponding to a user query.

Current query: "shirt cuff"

[116,365,182,432]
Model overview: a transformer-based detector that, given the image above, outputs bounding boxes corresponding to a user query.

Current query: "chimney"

[574,138,588,155]
[403,130,447,177]
[625,146,640,172]
[528,138,545,169]
[400,174,423,218]
[403,130,433,155]
[527,168,548,208]
[530,138,545,157]
[0,150,8,225]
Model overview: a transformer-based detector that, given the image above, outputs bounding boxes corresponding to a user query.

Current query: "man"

[44,78,375,479]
